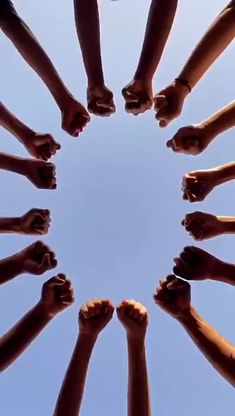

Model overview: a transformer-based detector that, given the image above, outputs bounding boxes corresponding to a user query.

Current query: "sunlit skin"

[0,153,57,189]
[54,299,151,416]
[0,240,57,285]
[173,246,235,286]
[154,2,235,126]
[182,162,235,203]
[182,211,235,241]
[0,274,74,372]
[74,0,179,117]
[167,101,235,155]
[0,208,51,235]
[0,102,61,160]
[154,275,235,386]
[0,1,90,136]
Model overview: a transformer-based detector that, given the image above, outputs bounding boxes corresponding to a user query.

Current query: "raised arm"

[73,0,115,117]
[0,240,57,285]
[182,211,235,241]
[54,299,114,416]
[173,246,235,286]
[154,2,235,126]
[154,276,235,386]
[182,162,235,203]
[0,274,74,372]
[123,0,178,116]
[0,152,56,189]
[0,102,60,160]
[0,208,50,235]
[0,1,89,136]
[117,300,151,416]
[167,100,235,155]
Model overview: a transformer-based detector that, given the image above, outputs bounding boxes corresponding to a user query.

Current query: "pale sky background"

[0,0,234,415]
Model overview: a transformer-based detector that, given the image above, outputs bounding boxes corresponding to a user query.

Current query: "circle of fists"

[79,299,148,339]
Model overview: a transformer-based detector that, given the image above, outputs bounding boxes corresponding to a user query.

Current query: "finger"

[154,95,167,111]
[173,258,189,279]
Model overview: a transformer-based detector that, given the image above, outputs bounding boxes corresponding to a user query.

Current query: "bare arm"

[127,337,151,416]
[135,0,178,81]
[0,0,72,109]
[54,300,114,416]
[179,307,235,386]
[0,102,35,144]
[0,302,52,372]
[73,0,104,87]
[117,300,151,416]
[0,274,74,372]
[54,333,97,416]
[178,2,235,89]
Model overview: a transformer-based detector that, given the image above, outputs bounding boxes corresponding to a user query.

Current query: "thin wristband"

[175,78,192,93]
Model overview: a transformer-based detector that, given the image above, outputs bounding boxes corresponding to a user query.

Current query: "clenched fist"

[154,81,189,127]
[79,299,114,337]
[182,169,218,202]
[24,133,61,161]
[173,246,222,281]
[23,159,57,189]
[182,211,225,240]
[17,240,57,275]
[122,79,153,116]
[61,96,90,137]
[87,85,115,117]
[167,124,215,155]
[18,209,51,235]
[154,275,191,319]
[39,274,74,318]
[117,300,148,340]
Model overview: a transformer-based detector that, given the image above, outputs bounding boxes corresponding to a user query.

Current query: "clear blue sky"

[0,0,234,414]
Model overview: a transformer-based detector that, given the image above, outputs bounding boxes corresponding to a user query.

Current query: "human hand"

[24,133,61,161]
[61,96,90,137]
[154,275,191,319]
[122,79,153,116]
[182,211,225,241]
[17,240,57,275]
[116,300,148,340]
[39,274,74,318]
[167,124,215,155]
[18,209,51,236]
[79,299,114,338]
[87,85,115,117]
[182,169,218,202]
[23,159,56,189]
[154,81,189,127]
[173,246,221,280]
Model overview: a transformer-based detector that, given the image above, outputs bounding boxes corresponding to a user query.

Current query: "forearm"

[0,102,35,144]
[217,216,235,234]
[127,336,151,416]
[0,152,25,175]
[0,217,21,233]
[179,307,235,386]
[178,2,235,89]
[135,0,178,80]
[74,0,104,86]
[0,253,24,285]
[0,302,52,372]
[212,259,235,286]
[54,333,97,416]
[201,101,235,139]
[213,162,235,186]
[0,4,71,108]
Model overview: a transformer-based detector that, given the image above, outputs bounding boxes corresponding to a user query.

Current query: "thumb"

[167,278,189,290]
[38,253,51,273]
[154,95,167,111]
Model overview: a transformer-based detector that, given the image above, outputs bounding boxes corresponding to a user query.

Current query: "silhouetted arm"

[73,0,104,87]
[54,333,97,416]
[135,0,178,80]
[0,0,73,109]
[0,303,52,372]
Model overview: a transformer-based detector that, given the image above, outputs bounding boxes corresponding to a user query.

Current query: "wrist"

[127,333,146,345]
[217,216,235,234]
[78,331,98,345]
[177,306,195,325]
[20,128,37,145]
[34,302,54,321]
[213,163,235,186]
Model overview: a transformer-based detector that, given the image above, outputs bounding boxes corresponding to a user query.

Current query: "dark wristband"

[175,78,192,93]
